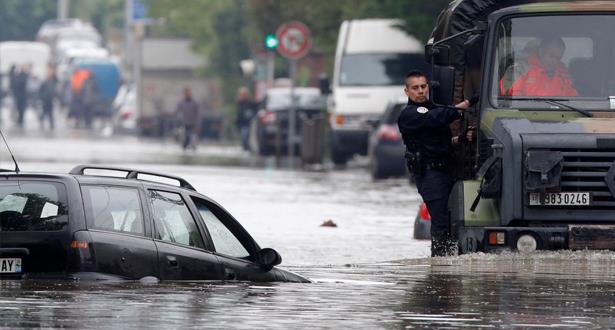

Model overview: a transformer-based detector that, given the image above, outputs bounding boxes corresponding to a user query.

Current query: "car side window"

[149,190,205,249]
[191,197,249,258]
[83,186,144,235]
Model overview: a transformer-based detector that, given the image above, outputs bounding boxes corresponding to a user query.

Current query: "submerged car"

[0,165,309,282]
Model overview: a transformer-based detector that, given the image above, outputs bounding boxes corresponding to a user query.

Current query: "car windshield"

[339,53,427,86]
[266,91,325,110]
[0,181,68,231]
[491,15,615,111]
[383,103,405,124]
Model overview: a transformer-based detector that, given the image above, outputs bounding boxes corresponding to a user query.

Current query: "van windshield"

[339,53,427,86]
[0,181,68,231]
[492,15,615,111]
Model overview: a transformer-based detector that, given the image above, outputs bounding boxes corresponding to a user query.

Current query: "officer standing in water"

[398,70,476,257]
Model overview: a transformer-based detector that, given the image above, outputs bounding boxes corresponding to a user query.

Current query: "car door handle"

[224,268,236,280]
[166,256,178,267]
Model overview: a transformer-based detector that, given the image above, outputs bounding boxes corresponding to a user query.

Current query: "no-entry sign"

[276,21,311,60]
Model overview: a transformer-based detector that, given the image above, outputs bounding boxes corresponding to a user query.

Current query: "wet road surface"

[2,162,615,328]
[2,253,615,328]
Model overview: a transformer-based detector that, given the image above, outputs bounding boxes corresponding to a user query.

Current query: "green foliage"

[70,0,125,38]
[0,0,56,41]
[149,0,453,108]
[150,0,250,106]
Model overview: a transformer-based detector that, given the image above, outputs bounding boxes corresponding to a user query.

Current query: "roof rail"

[69,165,196,191]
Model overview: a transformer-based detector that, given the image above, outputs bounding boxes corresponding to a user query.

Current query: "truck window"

[490,15,615,110]
[339,53,427,86]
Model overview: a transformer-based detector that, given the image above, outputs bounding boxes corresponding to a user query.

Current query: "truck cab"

[427,1,615,254]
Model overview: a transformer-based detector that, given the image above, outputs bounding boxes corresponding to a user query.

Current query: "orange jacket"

[71,69,91,93]
[504,55,578,97]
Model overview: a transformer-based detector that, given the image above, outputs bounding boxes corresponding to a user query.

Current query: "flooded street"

[0,161,615,328]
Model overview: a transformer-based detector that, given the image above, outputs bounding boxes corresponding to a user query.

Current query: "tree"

[149,0,250,106]
[0,0,56,41]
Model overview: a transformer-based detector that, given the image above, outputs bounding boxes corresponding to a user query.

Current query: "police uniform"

[398,99,461,257]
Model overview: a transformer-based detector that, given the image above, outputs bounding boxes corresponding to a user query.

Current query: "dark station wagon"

[0,165,309,282]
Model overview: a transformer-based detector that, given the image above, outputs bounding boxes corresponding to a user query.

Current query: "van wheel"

[331,150,348,166]
[370,156,388,180]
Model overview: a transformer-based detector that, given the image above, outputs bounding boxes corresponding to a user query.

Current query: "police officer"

[398,70,474,257]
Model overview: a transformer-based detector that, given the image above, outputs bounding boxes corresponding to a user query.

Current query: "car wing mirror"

[257,248,282,271]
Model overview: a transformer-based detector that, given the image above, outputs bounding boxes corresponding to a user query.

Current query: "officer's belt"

[423,161,447,171]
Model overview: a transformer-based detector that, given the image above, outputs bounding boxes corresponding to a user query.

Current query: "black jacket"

[397,99,461,163]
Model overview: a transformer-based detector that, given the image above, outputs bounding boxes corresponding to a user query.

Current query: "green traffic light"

[265,34,278,49]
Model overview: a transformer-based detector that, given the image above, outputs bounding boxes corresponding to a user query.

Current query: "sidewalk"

[0,106,255,167]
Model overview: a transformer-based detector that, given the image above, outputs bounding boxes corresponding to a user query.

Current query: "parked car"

[248,87,326,156]
[0,165,309,282]
[368,97,407,180]
[112,84,137,133]
[413,202,431,240]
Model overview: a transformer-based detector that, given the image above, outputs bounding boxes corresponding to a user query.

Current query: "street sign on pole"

[275,21,311,168]
[276,21,311,60]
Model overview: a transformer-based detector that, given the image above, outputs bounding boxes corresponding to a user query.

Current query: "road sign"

[276,21,311,60]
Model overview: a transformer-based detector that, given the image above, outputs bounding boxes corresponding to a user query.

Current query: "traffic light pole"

[287,59,296,168]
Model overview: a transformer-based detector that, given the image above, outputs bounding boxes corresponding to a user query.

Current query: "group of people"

[5,63,105,131]
[399,36,577,257]
[68,67,102,129]
[8,63,57,130]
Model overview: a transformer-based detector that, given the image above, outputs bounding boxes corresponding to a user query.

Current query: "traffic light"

[264,34,278,49]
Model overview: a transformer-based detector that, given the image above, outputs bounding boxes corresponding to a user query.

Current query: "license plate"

[0,258,22,273]
[529,192,591,206]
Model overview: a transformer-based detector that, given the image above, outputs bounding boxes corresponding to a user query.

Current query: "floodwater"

[2,162,615,328]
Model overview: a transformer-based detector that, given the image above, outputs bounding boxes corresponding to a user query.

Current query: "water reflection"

[2,252,615,328]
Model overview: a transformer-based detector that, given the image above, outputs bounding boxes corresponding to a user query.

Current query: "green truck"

[427,0,615,254]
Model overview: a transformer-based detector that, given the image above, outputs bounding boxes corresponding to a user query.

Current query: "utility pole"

[57,0,69,20]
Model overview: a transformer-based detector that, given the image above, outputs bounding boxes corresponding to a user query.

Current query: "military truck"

[427,0,615,254]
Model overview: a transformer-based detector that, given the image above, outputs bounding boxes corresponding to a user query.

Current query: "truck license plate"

[529,192,590,206]
[0,258,21,273]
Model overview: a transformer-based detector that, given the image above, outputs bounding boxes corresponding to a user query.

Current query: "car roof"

[0,165,197,192]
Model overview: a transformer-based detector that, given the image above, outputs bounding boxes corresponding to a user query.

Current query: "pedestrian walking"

[235,87,257,150]
[397,70,475,257]
[81,72,99,129]
[13,64,30,128]
[175,87,200,150]
[38,65,57,130]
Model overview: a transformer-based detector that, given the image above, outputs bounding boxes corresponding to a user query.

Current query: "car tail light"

[377,125,401,141]
[260,111,277,125]
[70,240,89,249]
[121,110,133,120]
[419,202,431,221]
[488,231,506,245]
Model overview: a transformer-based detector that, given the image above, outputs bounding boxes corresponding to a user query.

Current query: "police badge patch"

[417,106,429,114]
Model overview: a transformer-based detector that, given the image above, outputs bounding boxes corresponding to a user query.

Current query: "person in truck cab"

[502,37,578,97]
[398,71,475,257]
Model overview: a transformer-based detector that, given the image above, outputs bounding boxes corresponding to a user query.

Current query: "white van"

[328,19,427,165]
[0,41,51,92]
